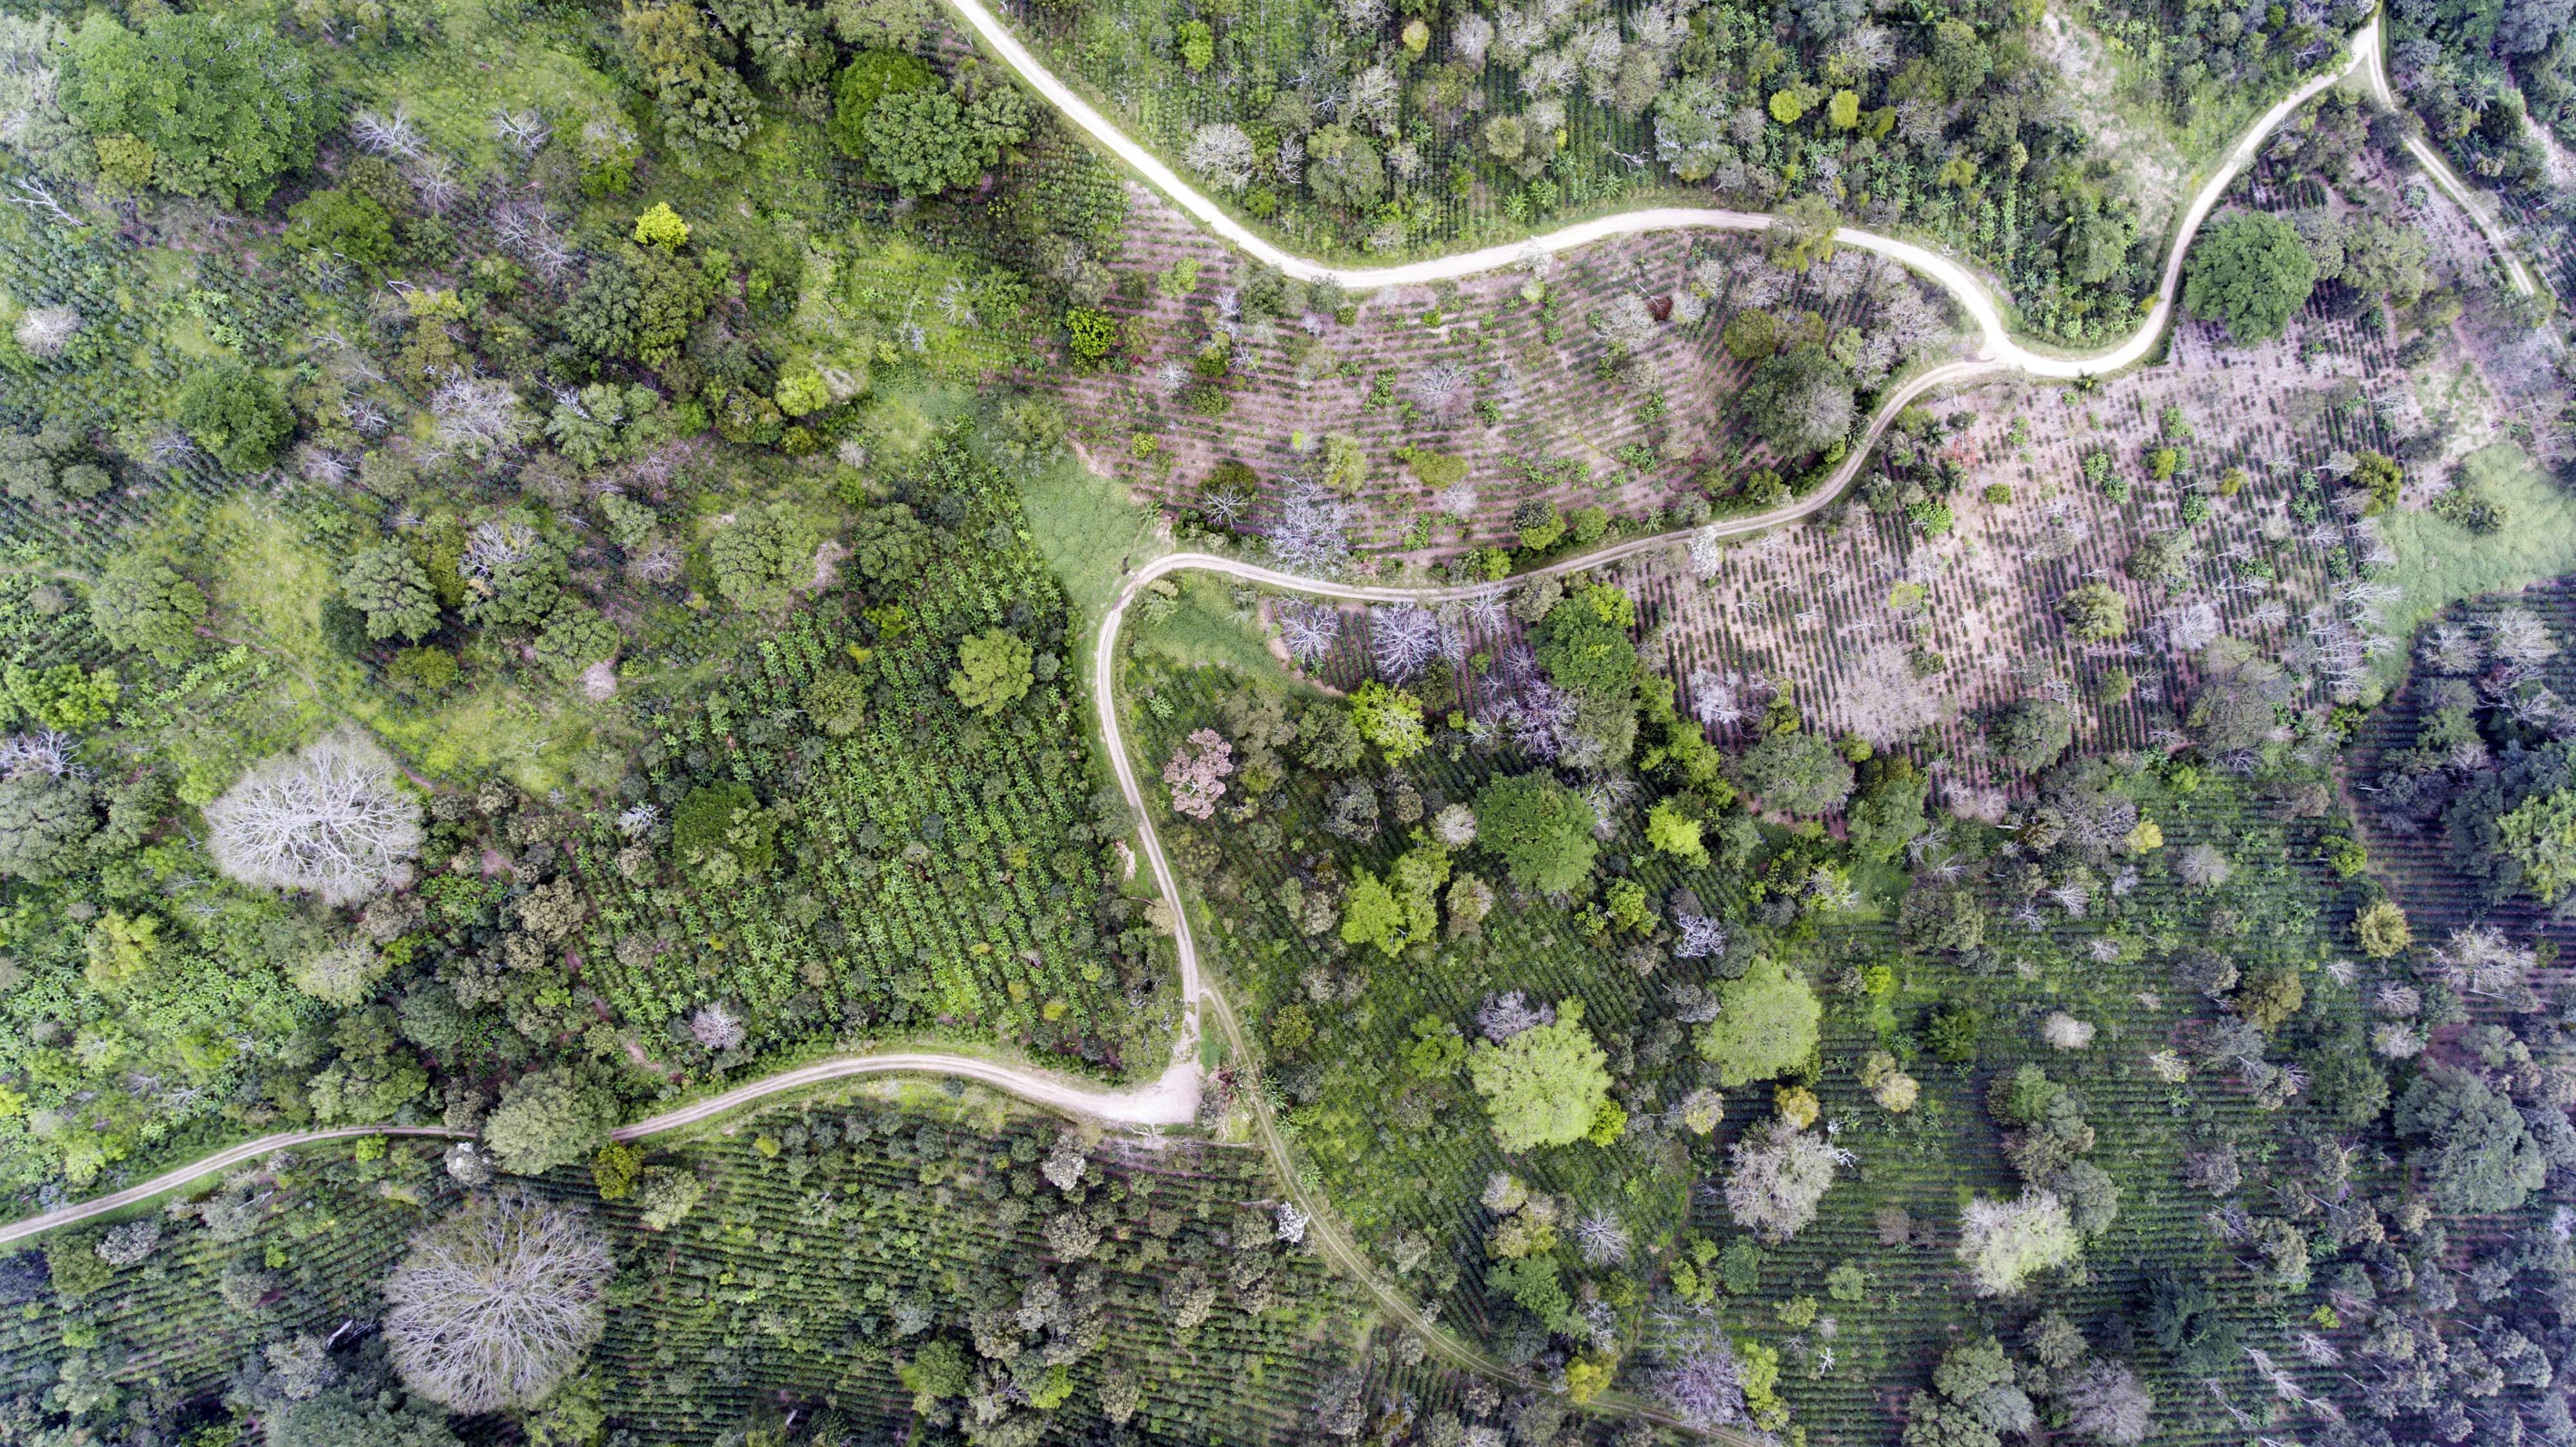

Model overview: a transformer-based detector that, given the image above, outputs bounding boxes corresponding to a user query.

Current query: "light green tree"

[1467,999,1611,1151]
[1645,798,1708,865]
[949,629,1033,715]
[1349,680,1427,764]
[1695,958,1821,1086]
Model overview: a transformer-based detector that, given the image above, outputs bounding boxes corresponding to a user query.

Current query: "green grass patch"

[1020,452,1166,636]
[2374,442,2576,693]
[1129,572,1275,677]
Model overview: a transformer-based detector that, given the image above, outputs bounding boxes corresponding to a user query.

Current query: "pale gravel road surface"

[0,1127,470,1249]
[940,0,2395,374]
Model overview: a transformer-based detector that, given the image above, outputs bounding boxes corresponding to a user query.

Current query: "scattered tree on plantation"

[1467,998,1611,1150]
[205,731,422,907]
[949,629,1033,715]
[1695,958,1821,1086]
[170,361,293,474]
[1740,344,1856,456]
[383,1189,613,1413]
[1473,773,1600,894]
[2356,898,2411,957]
[1645,798,1708,864]
[0,767,96,884]
[671,780,777,886]
[1163,729,1234,820]
[2182,211,2317,343]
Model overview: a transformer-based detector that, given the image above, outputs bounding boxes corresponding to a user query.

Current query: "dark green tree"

[344,544,439,642]
[1739,344,1855,457]
[2182,212,2317,344]
[89,554,206,665]
[171,362,293,474]
[829,48,936,159]
[2395,1064,2548,1214]
[1731,729,1855,815]
[61,12,335,207]
[861,81,1029,196]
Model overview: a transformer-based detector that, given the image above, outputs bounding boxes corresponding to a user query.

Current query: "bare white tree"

[688,1002,746,1051]
[1371,605,1442,680]
[350,106,424,158]
[1572,1209,1631,1265]
[1183,123,1257,194]
[2431,925,2535,998]
[383,1189,612,1413]
[1652,1327,1749,1429]
[430,376,529,459]
[2041,1012,2097,1049]
[2175,844,2233,889]
[1277,602,1341,665]
[2488,608,2559,667]
[490,108,551,159]
[206,731,423,907]
[12,304,79,359]
[2061,1361,2156,1445]
[1722,1119,1842,1242]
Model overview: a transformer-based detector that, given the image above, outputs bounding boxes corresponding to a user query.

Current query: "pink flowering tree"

[1163,729,1234,820]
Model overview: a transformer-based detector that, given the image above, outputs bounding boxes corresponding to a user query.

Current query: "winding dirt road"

[942,0,2432,374]
[1,15,2535,1430]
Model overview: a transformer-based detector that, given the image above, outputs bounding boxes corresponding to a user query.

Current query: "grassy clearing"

[1129,574,1276,677]
[1020,451,1168,636]
[2373,442,2576,693]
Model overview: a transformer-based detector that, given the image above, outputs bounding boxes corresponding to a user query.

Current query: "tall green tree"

[61,12,335,206]
[1467,999,1611,1151]
[1474,773,1599,894]
[2182,212,2317,344]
